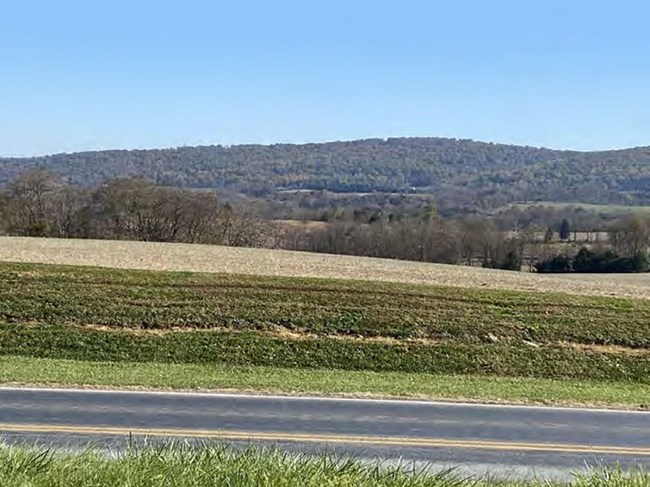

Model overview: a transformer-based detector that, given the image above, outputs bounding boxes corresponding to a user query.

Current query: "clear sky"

[1,0,649,156]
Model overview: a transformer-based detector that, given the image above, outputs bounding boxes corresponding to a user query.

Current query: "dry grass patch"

[0,237,647,299]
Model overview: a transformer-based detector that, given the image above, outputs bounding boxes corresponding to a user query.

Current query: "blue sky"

[1,0,649,156]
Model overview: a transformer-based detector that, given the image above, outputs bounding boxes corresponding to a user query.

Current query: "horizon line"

[3,135,649,159]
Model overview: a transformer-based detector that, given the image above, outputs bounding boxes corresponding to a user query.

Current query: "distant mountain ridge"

[1,137,649,209]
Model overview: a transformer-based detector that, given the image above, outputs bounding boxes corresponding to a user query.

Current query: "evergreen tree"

[500,250,522,271]
[559,219,571,242]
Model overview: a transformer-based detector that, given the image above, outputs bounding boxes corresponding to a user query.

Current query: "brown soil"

[0,237,647,300]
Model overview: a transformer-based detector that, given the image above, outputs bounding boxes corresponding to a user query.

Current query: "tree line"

[283,216,526,270]
[0,170,275,247]
[536,248,649,273]
[1,170,648,273]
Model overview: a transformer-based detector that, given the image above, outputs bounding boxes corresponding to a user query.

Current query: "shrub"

[537,248,650,273]
[535,254,572,273]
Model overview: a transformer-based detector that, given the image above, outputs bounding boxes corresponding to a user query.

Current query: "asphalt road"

[1,387,649,480]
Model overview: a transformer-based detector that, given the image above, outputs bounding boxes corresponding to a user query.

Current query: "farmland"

[0,237,647,300]
[0,258,648,407]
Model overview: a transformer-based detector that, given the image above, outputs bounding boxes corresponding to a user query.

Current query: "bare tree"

[5,169,61,236]
[609,216,650,255]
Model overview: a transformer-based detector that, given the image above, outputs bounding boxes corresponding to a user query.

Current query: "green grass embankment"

[2,356,649,409]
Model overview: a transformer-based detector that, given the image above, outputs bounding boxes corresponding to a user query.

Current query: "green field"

[0,262,648,406]
[0,443,647,487]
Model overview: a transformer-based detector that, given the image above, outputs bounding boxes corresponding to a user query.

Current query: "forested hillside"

[2,137,649,209]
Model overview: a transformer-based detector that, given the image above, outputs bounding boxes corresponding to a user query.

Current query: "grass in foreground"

[1,356,648,409]
[0,443,647,487]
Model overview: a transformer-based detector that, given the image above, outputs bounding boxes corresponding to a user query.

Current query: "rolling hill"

[1,137,649,209]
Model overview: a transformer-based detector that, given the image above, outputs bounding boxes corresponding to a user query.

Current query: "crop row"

[0,263,648,347]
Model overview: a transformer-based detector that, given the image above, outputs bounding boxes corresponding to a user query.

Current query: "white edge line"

[0,385,647,415]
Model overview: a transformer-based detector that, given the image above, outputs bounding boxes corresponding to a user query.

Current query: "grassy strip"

[0,443,647,487]
[1,262,649,347]
[1,324,648,382]
[1,356,648,409]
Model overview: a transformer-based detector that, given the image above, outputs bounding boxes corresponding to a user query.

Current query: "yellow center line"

[1,423,649,456]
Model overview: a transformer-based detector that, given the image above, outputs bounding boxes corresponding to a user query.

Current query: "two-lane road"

[0,387,648,480]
